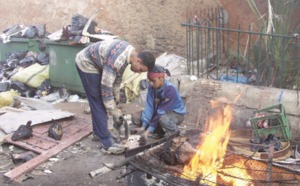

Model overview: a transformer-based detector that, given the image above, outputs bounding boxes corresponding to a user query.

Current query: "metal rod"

[200,9,204,76]
[247,24,252,72]
[281,37,286,88]
[216,7,220,79]
[197,22,200,77]
[257,30,263,86]
[191,21,194,75]
[226,23,230,79]
[180,23,296,38]
[207,21,211,79]
[204,11,207,77]
[211,8,215,70]
[186,19,189,75]
[270,29,275,86]
[237,24,241,83]
[266,144,274,186]
[221,7,225,52]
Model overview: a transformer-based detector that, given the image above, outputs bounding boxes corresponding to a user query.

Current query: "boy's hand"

[139,130,150,146]
[130,127,145,135]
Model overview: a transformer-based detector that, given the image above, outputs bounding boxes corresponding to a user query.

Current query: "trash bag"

[250,134,282,152]
[35,24,46,38]
[22,89,36,98]
[155,52,188,77]
[35,79,52,98]
[19,56,36,67]
[38,42,47,52]
[220,74,249,84]
[2,24,24,39]
[70,14,97,34]
[10,63,49,88]
[36,52,49,65]
[0,81,10,92]
[23,26,38,38]
[11,81,31,92]
[3,24,22,35]
[6,50,28,60]
[0,89,20,108]
[6,59,19,69]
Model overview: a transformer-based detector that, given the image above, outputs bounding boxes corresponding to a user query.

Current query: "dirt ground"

[0,102,128,186]
[0,78,215,186]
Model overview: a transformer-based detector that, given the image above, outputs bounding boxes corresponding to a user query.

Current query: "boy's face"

[149,76,164,89]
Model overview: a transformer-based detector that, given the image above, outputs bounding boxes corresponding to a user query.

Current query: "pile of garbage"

[1,13,116,44]
[0,48,52,107]
[0,12,119,108]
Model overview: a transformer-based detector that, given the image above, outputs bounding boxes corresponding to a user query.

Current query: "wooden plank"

[3,117,90,153]
[31,120,73,134]
[4,133,57,154]
[0,110,75,134]
[4,122,92,182]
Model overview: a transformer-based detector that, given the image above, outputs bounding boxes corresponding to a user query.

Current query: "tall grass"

[246,0,300,89]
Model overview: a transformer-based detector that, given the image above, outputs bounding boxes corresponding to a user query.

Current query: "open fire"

[181,100,253,185]
[126,98,300,186]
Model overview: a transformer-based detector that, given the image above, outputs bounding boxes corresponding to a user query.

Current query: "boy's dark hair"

[149,64,171,77]
[138,51,155,71]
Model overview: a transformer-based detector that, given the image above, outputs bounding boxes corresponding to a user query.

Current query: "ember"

[181,101,253,185]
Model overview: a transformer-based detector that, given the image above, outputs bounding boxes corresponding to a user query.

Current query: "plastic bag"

[10,63,49,88]
[0,89,20,108]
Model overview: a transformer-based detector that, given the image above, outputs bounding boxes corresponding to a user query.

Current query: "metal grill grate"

[128,141,300,185]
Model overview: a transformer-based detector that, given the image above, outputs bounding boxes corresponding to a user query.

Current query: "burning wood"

[123,99,300,185]
[159,136,197,166]
[180,103,254,185]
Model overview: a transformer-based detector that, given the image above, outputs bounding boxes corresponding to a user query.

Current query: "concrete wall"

[198,79,300,139]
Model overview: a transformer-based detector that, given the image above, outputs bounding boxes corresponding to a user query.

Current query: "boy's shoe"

[101,143,126,155]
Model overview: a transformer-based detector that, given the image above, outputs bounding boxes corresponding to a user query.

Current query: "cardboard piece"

[0,110,75,134]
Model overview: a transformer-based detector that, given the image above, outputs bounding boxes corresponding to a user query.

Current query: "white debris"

[67,95,80,102]
[190,75,197,81]
[44,169,52,174]
[9,145,14,151]
[49,158,59,162]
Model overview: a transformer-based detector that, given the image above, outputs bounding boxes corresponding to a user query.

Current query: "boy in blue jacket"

[134,65,186,140]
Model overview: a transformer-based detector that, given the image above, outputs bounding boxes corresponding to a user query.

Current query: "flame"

[181,101,252,185]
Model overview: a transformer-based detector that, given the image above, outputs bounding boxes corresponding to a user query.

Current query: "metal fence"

[181,8,300,90]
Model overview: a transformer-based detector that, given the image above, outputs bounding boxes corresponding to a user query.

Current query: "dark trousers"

[76,66,113,148]
[155,111,184,137]
[133,111,184,137]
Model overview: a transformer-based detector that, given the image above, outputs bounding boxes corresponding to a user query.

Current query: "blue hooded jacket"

[141,80,186,132]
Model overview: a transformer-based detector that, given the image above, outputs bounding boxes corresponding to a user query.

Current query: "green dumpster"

[0,38,40,60]
[46,40,91,95]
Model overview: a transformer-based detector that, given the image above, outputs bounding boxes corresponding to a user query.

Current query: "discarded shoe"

[9,151,36,164]
[11,120,33,141]
[48,120,63,140]
[101,143,126,155]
